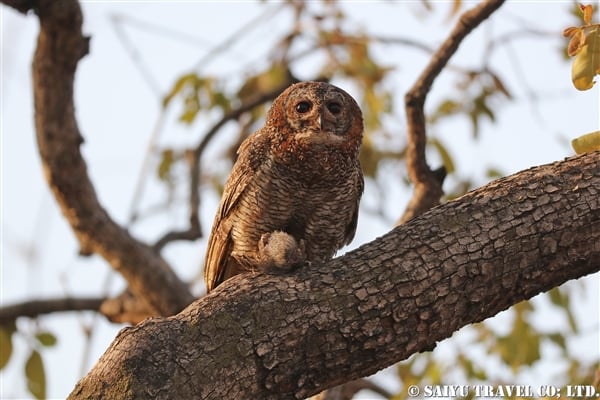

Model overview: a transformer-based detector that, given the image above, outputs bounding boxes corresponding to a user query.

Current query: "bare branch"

[0,297,104,324]
[400,0,505,224]
[69,152,600,399]
[1,0,34,14]
[99,291,156,325]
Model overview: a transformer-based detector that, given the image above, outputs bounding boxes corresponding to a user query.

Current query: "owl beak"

[318,109,325,131]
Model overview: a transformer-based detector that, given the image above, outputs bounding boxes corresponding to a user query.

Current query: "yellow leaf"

[446,0,462,20]
[571,27,600,90]
[572,130,600,153]
[580,3,594,25]
[567,28,586,56]
[563,26,580,38]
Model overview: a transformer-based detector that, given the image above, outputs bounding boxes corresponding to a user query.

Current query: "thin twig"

[192,2,285,71]
[127,110,167,225]
[110,13,162,96]
[400,0,506,224]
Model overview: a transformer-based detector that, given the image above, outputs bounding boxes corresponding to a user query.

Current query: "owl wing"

[343,167,364,246]
[203,131,270,292]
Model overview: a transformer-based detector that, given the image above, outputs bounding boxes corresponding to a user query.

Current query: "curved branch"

[401,0,505,223]
[1,0,32,13]
[69,152,600,399]
[0,297,105,324]
[12,0,194,316]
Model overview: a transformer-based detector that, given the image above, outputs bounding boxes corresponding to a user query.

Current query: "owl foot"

[257,231,306,273]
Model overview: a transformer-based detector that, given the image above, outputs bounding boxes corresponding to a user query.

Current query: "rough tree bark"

[68,152,600,399]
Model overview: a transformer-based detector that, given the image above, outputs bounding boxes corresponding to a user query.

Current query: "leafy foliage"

[1,322,56,399]
[564,3,600,90]
[429,69,512,138]
[163,74,231,124]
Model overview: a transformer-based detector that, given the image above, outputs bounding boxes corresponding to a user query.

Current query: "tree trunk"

[26,0,193,316]
[68,152,600,399]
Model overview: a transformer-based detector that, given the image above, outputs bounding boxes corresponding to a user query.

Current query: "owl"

[204,81,364,293]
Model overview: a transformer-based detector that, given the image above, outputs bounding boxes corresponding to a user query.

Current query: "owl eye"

[327,102,342,114]
[295,101,312,113]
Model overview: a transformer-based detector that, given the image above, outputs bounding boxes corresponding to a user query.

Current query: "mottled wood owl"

[204,81,364,293]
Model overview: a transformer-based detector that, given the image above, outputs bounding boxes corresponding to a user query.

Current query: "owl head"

[266,81,364,156]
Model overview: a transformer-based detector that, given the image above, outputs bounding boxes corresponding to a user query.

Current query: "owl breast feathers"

[204,81,364,293]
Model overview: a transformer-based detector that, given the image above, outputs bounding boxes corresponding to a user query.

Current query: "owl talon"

[257,231,306,273]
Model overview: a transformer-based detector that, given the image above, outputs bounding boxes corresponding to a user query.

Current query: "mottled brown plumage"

[204,81,364,293]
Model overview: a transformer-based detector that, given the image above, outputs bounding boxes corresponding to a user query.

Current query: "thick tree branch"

[401,0,505,223]
[0,297,105,324]
[69,152,600,399]
[1,0,32,14]
[11,0,194,316]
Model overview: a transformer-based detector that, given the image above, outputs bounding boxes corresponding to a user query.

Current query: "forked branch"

[401,0,506,223]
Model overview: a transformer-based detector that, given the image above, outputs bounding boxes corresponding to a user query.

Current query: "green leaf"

[546,332,567,352]
[548,287,567,307]
[25,350,46,400]
[210,90,231,113]
[457,354,487,381]
[431,99,463,122]
[179,94,201,125]
[548,288,577,332]
[473,91,495,122]
[163,72,200,108]
[429,138,455,174]
[237,63,289,103]
[157,149,176,182]
[35,332,57,347]
[0,327,13,369]
[495,302,541,371]
[485,167,504,179]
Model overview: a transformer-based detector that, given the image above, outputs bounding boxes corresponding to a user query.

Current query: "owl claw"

[257,231,306,273]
